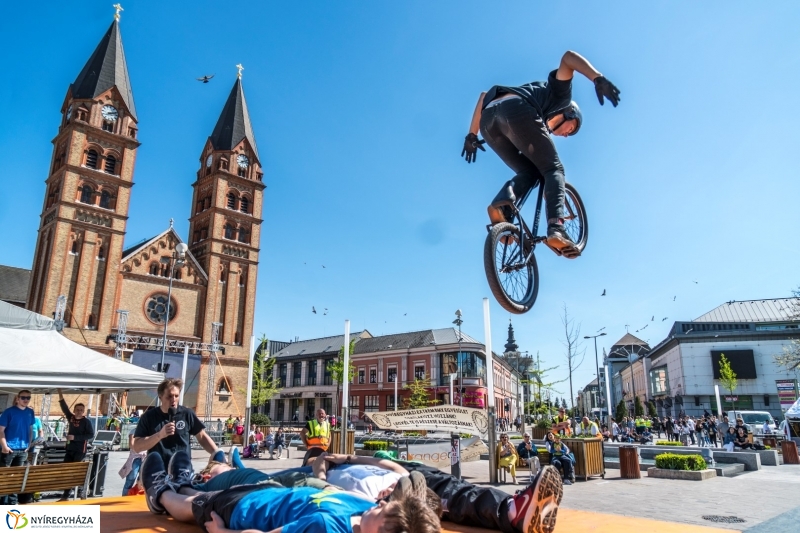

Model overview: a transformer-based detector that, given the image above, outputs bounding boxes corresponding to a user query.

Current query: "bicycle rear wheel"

[484,222,539,314]
[563,183,589,253]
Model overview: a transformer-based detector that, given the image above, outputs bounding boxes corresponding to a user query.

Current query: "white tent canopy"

[0,300,163,394]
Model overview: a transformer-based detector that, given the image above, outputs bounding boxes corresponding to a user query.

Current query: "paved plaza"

[67,440,800,533]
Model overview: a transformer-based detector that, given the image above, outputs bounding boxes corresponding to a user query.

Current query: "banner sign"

[776,379,799,410]
[1,505,100,532]
[403,436,488,468]
[365,406,489,436]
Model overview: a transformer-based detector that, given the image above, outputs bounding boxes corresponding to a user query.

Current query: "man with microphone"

[132,378,221,467]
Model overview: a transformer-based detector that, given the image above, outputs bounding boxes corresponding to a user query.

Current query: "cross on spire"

[236,64,244,79]
[113,3,124,21]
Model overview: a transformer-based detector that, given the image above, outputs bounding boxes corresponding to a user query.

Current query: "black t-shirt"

[134,406,205,464]
[483,70,572,120]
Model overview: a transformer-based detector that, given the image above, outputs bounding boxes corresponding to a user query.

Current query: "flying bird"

[693,280,699,284]
[601,289,606,296]
[196,74,215,83]
[312,306,317,314]
[404,313,407,316]
[597,326,606,332]
[322,265,326,268]
[673,296,676,301]
[640,324,648,331]
[662,317,668,321]
[651,316,654,321]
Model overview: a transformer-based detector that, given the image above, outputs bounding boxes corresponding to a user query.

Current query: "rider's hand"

[160,422,176,439]
[461,132,485,163]
[593,76,620,107]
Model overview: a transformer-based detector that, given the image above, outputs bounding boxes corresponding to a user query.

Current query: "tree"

[327,339,356,418]
[250,335,282,415]
[774,287,800,371]
[521,352,565,421]
[615,399,627,422]
[718,353,738,414]
[647,400,657,418]
[403,374,439,410]
[634,396,645,417]
[560,305,586,412]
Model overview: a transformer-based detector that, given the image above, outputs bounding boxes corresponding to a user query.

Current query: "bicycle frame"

[498,180,546,271]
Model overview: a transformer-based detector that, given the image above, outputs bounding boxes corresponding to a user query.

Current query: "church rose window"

[145,294,176,325]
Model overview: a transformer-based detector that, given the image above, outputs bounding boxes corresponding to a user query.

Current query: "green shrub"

[655,453,707,471]
[250,413,271,426]
[765,446,772,450]
[509,435,523,440]
[403,432,422,437]
[655,441,683,446]
[363,441,389,451]
[536,419,550,430]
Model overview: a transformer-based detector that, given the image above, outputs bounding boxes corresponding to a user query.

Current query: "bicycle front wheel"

[563,182,589,253]
[484,222,539,314]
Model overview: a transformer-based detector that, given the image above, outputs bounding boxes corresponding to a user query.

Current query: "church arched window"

[149,262,159,275]
[227,193,236,210]
[175,268,182,281]
[79,185,93,204]
[85,149,98,169]
[237,226,249,244]
[104,154,117,174]
[97,246,105,260]
[86,314,96,329]
[224,224,235,239]
[240,197,249,214]
[99,190,112,209]
[71,240,80,255]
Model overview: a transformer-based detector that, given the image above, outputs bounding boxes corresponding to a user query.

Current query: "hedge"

[655,441,683,446]
[363,441,393,451]
[654,453,707,471]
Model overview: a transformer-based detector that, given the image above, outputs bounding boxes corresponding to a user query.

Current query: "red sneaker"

[510,465,563,533]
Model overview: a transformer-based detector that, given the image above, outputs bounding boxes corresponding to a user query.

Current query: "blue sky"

[2,1,799,403]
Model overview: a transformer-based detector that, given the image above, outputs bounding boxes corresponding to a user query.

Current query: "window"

[79,185,93,204]
[104,154,116,174]
[292,362,302,387]
[145,293,176,325]
[240,197,249,214]
[386,394,395,410]
[277,400,285,421]
[238,167,246,178]
[149,262,159,275]
[97,247,105,260]
[102,120,114,132]
[224,224,235,239]
[365,395,380,412]
[414,365,425,380]
[308,360,317,386]
[237,227,249,244]
[174,268,182,280]
[358,369,365,384]
[387,366,397,383]
[349,396,359,412]
[279,364,287,388]
[192,231,200,243]
[204,197,211,210]
[220,159,229,171]
[86,150,98,169]
[71,241,79,255]
[227,193,236,209]
[86,314,96,329]
[195,201,203,214]
[128,127,136,138]
[370,368,377,384]
[99,190,112,209]
[323,360,333,386]
[649,367,670,395]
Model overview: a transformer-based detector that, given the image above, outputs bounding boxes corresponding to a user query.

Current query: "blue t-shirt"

[229,487,375,533]
[32,417,43,439]
[0,407,35,450]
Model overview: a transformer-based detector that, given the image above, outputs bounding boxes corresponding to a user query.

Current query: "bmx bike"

[483,178,588,314]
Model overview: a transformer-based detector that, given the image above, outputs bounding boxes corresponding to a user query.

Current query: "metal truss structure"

[203,323,222,423]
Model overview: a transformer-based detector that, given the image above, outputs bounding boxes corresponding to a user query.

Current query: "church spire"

[504,319,519,353]
[209,72,259,159]
[70,18,136,119]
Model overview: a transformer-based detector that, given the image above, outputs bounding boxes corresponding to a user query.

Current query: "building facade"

[266,328,521,426]
[21,16,264,418]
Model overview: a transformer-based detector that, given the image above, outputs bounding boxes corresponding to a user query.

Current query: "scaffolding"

[204,322,222,423]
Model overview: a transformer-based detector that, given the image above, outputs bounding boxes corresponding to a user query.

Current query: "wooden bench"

[0,462,91,500]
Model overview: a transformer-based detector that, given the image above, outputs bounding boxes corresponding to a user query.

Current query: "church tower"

[27,15,138,348]
[189,69,265,357]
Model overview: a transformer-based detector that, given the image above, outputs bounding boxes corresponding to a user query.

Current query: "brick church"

[23,15,263,418]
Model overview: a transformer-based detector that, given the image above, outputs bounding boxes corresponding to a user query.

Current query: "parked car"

[727,410,776,434]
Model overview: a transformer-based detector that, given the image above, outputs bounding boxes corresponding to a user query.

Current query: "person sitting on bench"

[544,432,575,485]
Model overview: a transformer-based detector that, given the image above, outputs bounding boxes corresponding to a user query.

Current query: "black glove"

[461,133,485,163]
[594,76,621,107]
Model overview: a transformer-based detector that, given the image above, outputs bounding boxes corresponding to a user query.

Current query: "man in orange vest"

[301,408,331,451]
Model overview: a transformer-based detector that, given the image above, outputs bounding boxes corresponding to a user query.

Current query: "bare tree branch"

[560,303,586,412]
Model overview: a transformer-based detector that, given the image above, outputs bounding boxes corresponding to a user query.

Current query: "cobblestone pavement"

[55,444,800,532]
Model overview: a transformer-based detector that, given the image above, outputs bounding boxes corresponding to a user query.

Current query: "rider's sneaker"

[510,465,563,533]
[141,453,174,514]
[167,450,195,491]
[546,224,580,259]
[488,205,513,225]
[388,471,427,502]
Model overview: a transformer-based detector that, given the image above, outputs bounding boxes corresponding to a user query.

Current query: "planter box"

[530,428,549,440]
[647,467,716,481]
[562,438,605,480]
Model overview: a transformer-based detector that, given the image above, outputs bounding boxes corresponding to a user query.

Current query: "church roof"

[70,20,137,120]
[209,78,259,159]
[0,265,30,306]
[121,227,207,281]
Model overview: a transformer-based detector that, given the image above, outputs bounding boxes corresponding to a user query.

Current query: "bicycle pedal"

[543,242,564,257]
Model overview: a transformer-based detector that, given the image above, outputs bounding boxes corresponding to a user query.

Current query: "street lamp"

[584,332,606,421]
[159,242,188,374]
[453,309,463,407]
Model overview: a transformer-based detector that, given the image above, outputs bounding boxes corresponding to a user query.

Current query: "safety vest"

[580,421,599,435]
[553,415,572,436]
[306,419,331,449]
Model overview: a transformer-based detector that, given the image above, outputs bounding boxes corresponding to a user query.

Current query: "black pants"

[0,450,32,505]
[191,482,282,528]
[403,463,516,533]
[480,97,566,222]
[61,450,86,499]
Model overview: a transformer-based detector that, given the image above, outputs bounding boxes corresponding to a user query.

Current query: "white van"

[727,410,776,434]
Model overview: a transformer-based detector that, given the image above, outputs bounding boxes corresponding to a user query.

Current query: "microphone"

[168,407,177,423]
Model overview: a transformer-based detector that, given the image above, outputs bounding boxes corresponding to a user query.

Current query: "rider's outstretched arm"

[469,92,487,135]
[556,51,601,82]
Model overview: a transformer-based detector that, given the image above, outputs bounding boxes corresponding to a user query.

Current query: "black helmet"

[556,101,582,136]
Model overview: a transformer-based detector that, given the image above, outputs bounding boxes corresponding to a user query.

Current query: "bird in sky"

[404,313,407,316]
[312,306,317,314]
[673,296,677,301]
[693,280,699,284]
[597,326,606,332]
[651,316,654,321]
[322,265,326,268]
[662,317,668,321]
[196,74,215,83]
[640,324,648,331]
[323,310,328,316]
[601,289,606,296]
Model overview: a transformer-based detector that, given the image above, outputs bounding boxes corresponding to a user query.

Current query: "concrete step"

[604,459,746,477]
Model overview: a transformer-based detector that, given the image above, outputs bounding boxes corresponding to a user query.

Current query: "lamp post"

[159,242,188,374]
[453,310,463,407]
[584,332,606,421]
